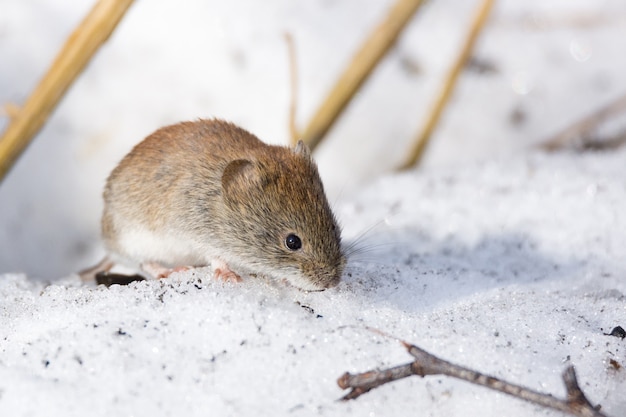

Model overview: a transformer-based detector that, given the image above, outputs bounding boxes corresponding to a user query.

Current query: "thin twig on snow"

[338,341,608,417]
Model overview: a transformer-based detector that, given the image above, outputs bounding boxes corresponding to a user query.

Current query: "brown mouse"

[88,118,345,291]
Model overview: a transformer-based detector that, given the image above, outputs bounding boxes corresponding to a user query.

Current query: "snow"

[1,1,626,416]
[2,148,625,416]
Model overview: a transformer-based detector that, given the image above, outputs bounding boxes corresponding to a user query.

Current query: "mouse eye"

[285,234,302,251]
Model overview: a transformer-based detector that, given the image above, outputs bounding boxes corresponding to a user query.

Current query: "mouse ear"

[222,159,261,203]
[294,140,312,160]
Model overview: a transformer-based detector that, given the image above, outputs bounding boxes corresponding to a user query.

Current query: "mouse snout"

[304,254,346,291]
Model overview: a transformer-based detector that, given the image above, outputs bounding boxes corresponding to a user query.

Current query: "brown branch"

[299,0,426,151]
[398,0,496,170]
[338,341,608,417]
[0,0,135,183]
[541,92,626,151]
[284,32,300,146]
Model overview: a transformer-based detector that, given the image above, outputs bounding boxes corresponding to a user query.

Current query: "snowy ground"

[1,148,625,416]
[1,1,626,416]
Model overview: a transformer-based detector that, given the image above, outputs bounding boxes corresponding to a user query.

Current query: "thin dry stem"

[541,92,626,151]
[299,0,426,151]
[2,103,21,119]
[338,364,416,400]
[398,0,496,170]
[339,341,608,417]
[0,0,135,182]
[284,32,300,146]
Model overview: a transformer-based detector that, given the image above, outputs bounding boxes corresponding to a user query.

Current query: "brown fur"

[102,119,345,290]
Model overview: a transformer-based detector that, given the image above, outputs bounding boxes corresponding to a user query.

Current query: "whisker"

[344,241,396,259]
[344,219,386,246]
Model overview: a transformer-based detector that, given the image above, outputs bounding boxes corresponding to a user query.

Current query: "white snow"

[1,1,625,416]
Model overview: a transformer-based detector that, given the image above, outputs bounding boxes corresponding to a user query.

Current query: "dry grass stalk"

[398,0,496,170]
[284,33,300,146]
[541,92,626,151]
[0,0,135,183]
[2,103,21,119]
[299,0,426,151]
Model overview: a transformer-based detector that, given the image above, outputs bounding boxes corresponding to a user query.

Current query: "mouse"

[84,118,346,291]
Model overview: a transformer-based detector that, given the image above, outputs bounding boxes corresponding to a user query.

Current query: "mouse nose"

[320,260,345,289]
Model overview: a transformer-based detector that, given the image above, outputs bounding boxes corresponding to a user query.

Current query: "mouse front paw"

[211,259,243,283]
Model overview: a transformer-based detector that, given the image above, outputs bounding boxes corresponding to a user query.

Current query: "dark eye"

[285,234,302,251]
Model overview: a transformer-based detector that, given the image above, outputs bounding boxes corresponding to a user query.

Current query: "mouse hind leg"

[78,256,114,282]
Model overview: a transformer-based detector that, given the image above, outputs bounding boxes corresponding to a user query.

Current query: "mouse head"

[221,141,345,290]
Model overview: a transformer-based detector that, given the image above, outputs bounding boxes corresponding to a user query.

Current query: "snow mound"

[1,149,625,416]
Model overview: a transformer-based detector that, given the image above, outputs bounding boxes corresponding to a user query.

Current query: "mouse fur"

[101,118,345,290]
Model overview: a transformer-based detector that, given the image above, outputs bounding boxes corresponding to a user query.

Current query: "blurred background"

[1,0,625,279]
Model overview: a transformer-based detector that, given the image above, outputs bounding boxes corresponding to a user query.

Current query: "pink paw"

[211,259,242,283]
[214,268,243,282]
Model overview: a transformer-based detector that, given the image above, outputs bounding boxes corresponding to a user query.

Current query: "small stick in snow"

[95,271,145,287]
[338,341,608,417]
[541,92,626,152]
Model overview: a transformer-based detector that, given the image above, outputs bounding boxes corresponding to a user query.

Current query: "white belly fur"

[115,228,208,267]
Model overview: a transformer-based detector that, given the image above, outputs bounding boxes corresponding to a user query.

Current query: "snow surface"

[2,149,625,416]
[1,1,626,416]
